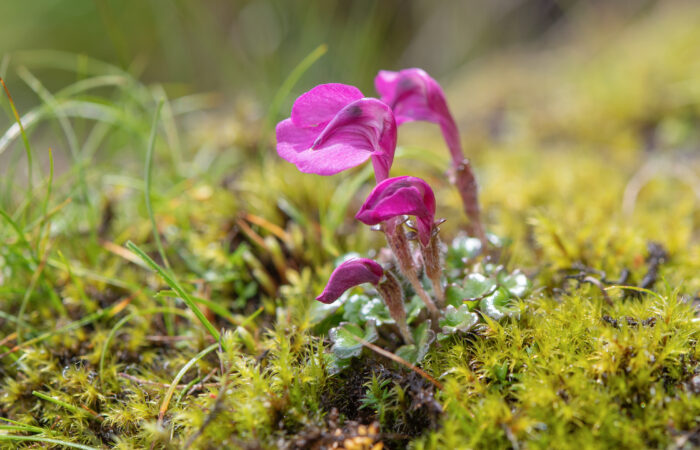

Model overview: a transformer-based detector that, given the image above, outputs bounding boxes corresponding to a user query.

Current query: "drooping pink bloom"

[375,68,452,126]
[276,83,397,182]
[355,176,436,247]
[375,68,485,244]
[316,258,384,304]
[375,68,463,170]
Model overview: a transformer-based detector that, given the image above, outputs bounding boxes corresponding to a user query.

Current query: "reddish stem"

[421,234,445,308]
[383,222,439,318]
[440,118,487,247]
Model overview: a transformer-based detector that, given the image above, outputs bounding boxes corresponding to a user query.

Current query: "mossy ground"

[1,3,699,449]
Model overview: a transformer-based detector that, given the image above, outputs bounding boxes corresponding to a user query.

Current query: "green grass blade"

[17,66,95,235]
[0,435,99,450]
[125,241,222,345]
[156,343,219,427]
[0,77,33,205]
[145,99,171,270]
[259,43,327,153]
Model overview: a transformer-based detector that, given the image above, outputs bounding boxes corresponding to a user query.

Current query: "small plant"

[276,69,530,369]
[359,374,395,426]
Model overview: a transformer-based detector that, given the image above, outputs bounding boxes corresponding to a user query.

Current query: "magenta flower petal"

[375,68,451,127]
[276,118,319,157]
[276,85,397,181]
[276,117,373,175]
[291,83,364,127]
[311,98,396,181]
[356,176,436,247]
[316,258,384,304]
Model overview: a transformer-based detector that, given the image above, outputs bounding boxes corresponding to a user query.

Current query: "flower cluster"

[276,68,520,366]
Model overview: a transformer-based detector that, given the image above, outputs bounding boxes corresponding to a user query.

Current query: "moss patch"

[0,2,699,448]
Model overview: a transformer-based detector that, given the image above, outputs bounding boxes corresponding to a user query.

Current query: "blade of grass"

[155,290,237,325]
[175,370,210,406]
[0,312,33,330]
[0,99,139,157]
[0,77,33,206]
[27,196,72,233]
[144,98,175,336]
[152,85,183,172]
[16,241,52,342]
[0,294,133,360]
[0,435,99,450]
[17,67,98,248]
[32,390,102,422]
[57,250,92,311]
[12,49,127,77]
[258,43,327,153]
[321,164,373,256]
[125,241,222,345]
[0,417,45,434]
[145,99,170,270]
[46,256,141,291]
[156,342,218,428]
[37,148,54,257]
[0,207,37,265]
[604,284,664,301]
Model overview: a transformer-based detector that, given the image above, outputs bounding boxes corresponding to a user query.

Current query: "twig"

[243,212,290,242]
[0,332,17,348]
[186,368,218,396]
[340,326,443,390]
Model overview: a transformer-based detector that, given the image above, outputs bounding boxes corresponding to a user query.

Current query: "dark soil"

[311,356,443,449]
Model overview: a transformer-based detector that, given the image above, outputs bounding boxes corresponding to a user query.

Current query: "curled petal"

[356,176,436,246]
[276,95,396,181]
[316,258,384,304]
[292,83,364,128]
[312,98,396,181]
[375,68,451,127]
[275,118,319,161]
[276,117,373,175]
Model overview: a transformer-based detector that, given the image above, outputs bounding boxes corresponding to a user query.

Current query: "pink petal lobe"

[275,118,319,164]
[356,176,436,246]
[312,98,396,180]
[276,86,396,178]
[316,258,384,304]
[291,83,364,128]
[375,68,450,127]
[293,142,372,176]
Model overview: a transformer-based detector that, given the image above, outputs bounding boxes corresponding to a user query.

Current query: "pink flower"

[355,176,436,247]
[316,258,384,304]
[276,83,397,182]
[375,68,453,128]
[376,68,486,245]
[375,68,464,170]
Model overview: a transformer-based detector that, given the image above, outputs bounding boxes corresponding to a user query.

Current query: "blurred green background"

[1,0,684,169]
[2,0,698,239]
[0,0,612,104]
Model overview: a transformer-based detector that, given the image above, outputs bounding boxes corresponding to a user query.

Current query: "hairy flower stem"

[377,271,413,344]
[384,222,439,318]
[440,119,487,247]
[421,234,445,308]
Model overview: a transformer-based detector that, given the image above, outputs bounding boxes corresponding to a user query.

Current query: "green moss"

[0,2,699,448]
